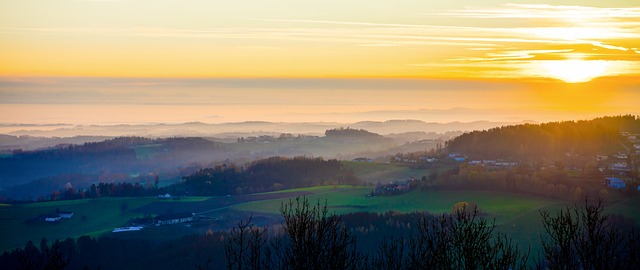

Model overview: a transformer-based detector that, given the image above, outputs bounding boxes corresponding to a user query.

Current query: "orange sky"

[0,1,639,125]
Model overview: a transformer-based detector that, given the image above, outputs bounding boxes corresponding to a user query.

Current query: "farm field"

[230,187,640,254]
[0,197,157,252]
[343,161,433,183]
[1,185,638,255]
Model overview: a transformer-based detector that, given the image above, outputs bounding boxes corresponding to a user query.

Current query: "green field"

[0,197,157,252]
[343,161,434,183]
[1,186,638,255]
[231,187,639,255]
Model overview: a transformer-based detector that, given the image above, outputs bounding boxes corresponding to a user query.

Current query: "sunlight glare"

[541,60,610,83]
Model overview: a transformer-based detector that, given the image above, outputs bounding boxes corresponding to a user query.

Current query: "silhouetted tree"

[224,197,363,270]
[225,216,268,270]
[279,197,363,270]
[373,205,528,270]
[539,198,639,269]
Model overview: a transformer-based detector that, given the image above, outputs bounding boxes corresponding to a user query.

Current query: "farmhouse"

[58,211,74,219]
[605,177,626,189]
[373,179,415,196]
[42,214,61,222]
[156,212,195,226]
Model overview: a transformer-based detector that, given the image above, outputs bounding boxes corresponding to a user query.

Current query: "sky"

[0,0,639,126]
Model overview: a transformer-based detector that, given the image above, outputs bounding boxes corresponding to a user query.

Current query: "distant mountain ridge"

[1,119,523,140]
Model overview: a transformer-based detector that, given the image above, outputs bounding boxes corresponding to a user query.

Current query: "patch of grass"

[605,196,640,223]
[160,196,211,202]
[232,187,565,258]
[343,161,431,183]
[261,185,356,195]
[3,186,638,260]
[0,197,157,252]
[234,188,561,218]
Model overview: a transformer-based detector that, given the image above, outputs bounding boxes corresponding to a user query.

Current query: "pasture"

[343,161,433,183]
[1,185,638,256]
[0,197,156,252]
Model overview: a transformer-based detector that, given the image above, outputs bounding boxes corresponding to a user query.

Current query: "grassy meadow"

[343,161,433,183]
[1,184,638,256]
[0,197,157,252]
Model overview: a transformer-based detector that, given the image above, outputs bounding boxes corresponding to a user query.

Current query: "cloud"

[2,3,638,80]
[440,4,640,19]
[71,0,125,2]
[450,49,574,62]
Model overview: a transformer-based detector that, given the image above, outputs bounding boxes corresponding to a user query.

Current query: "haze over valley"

[1,0,639,269]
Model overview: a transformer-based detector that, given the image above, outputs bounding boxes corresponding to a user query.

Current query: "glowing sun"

[541,60,610,83]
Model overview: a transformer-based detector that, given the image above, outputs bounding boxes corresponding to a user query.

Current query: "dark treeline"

[2,198,638,270]
[1,156,360,202]
[0,174,162,202]
[179,156,361,196]
[420,162,621,201]
[324,127,384,139]
[446,115,640,160]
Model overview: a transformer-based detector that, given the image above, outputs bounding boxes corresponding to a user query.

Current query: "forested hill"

[178,156,360,195]
[0,137,222,188]
[446,115,640,160]
[325,127,384,139]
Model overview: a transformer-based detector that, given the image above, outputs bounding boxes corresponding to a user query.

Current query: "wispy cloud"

[70,0,125,2]
[441,4,640,19]
[449,49,574,62]
[2,3,638,80]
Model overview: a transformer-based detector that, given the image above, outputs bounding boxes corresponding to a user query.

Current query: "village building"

[58,211,74,219]
[156,212,195,226]
[605,177,626,189]
[373,179,415,196]
[42,214,61,222]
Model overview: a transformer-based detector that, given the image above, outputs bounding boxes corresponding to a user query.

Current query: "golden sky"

[0,1,639,125]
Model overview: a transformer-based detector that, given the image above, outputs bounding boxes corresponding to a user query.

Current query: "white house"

[156,212,195,226]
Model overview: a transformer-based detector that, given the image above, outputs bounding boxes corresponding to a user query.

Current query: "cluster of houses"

[468,159,518,168]
[392,155,438,164]
[621,132,640,155]
[371,179,416,196]
[448,153,466,162]
[40,210,74,222]
[155,212,195,226]
[597,133,638,190]
[605,177,627,189]
[112,212,196,233]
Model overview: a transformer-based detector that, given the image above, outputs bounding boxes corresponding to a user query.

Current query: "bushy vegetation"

[420,162,607,201]
[0,136,222,199]
[2,197,638,269]
[446,115,639,160]
[324,127,383,138]
[179,157,361,196]
[538,199,640,269]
